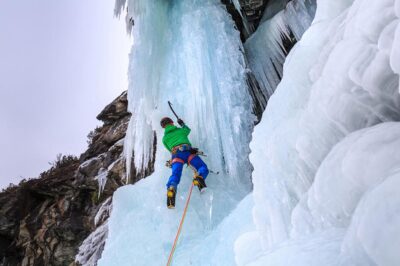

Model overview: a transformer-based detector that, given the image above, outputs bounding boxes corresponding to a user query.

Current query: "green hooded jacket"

[162,124,192,152]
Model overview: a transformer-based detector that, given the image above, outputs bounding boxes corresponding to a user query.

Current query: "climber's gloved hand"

[177,118,185,127]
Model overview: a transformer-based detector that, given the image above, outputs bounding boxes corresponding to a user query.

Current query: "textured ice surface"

[94,197,112,226]
[100,0,254,265]
[180,194,256,265]
[76,223,108,266]
[293,123,400,233]
[239,0,400,264]
[122,0,254,184]
[76,198,112,266]
[246,229,344,266]
[244,0,316,108]
[95,168,108,198]
[341,170,400,266]
[102,0,400,265]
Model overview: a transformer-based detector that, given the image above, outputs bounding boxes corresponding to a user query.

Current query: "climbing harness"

[171,144,192,154]
[166,182,195,266]
[166,147,219,174]
[165,157,219,175]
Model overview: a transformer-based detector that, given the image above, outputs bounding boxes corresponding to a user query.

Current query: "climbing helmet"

[160,117,173,128]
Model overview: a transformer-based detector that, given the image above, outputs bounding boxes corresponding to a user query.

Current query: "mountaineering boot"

[193,175,207,192]
[167,186,176,209]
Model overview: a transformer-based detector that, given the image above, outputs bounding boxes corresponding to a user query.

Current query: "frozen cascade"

[95,168,108,198]
[98,0,400,265]
[122,0,254,187]
[234,0,400,264]
[245,0,316,107]
[99,0,254,265]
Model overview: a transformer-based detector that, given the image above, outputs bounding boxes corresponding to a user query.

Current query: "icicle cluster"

[237,0,400,264]
[100,0,254,264]
[122,0,254,186]
[245,0,316,108]
[98,0,400,265]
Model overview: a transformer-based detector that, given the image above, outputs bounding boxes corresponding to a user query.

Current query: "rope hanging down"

[166,183,195,266]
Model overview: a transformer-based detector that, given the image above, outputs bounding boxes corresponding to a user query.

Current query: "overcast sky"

[0,0,131,189]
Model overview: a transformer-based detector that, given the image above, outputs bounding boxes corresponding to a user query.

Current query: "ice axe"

[168,101,181,121]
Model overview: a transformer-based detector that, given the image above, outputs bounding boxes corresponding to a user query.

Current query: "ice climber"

[160,117,209,209]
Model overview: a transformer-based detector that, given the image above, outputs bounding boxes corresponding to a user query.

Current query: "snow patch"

[95,197,112,226]
[76,223,108,266]
[76,198,112,266]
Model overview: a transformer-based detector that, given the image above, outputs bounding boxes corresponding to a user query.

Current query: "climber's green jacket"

[162,124,192,152]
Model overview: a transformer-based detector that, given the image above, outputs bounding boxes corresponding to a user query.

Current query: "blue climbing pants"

[166,150,209,190]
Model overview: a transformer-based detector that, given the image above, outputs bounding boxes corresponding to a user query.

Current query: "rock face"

[0,157,83,266]
[0,91,153,266]
[221,0,267,40]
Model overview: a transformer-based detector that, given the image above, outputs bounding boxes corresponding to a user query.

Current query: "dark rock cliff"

[0,92,153,266]
[222,0,267,40]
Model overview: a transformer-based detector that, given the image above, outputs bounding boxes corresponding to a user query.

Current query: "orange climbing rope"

[166,183,195,266]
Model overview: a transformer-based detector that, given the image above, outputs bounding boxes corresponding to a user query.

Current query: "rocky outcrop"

[222,0,267,40]
[96,92,129,125]
[0,91,154,266]
[240,0,266,23]
[81,91,130,162]
[0,157,88,266]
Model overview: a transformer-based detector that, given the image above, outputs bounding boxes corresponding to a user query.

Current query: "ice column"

[99,1,254,264]
[123,0,254,189]
[245,0,316,107]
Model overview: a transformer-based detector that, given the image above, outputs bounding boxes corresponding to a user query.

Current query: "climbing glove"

[177,118,185,127]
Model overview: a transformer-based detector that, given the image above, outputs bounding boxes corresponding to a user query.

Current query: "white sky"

[0,0,132,189]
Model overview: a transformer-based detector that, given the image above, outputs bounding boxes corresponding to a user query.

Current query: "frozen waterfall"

[96,0,400,265]
[99,0,254,265]
[237,0,400,265]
